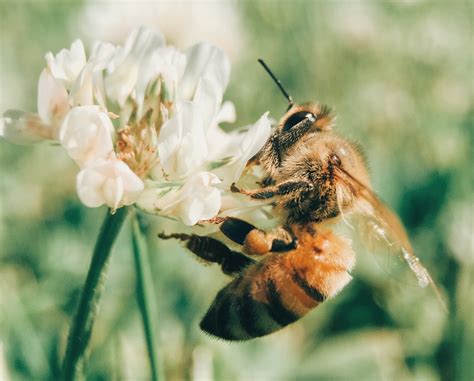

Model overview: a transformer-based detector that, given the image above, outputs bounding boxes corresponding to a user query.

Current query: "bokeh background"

[0,1,472,380]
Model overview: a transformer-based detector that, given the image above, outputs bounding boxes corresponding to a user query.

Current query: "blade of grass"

[62,206,129,380]
[132,214,163,381]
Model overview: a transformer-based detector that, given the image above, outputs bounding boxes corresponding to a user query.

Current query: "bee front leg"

[231,180,314,200]
[278,115,316,151]
[158,232,254,276]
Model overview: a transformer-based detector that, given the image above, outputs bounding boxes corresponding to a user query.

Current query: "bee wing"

[335,167,447,311]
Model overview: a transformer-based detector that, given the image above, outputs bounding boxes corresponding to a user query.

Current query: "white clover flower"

[59,106,115,167]
[1,26,272,225]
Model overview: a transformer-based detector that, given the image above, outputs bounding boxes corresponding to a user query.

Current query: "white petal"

[213,112,272,184]
[205,126,240,161]
[115,160,147,204]
[0,110,53,144]
[135,46,186,118]
[59,106,115,167]
[105,27,165,106]
[76,158,144,209]
[136,172,221,225]
[180,181,221,225]
[157,101,209,179]
[76,165,108,207]
[103,175,124,211]
[37,68,70,131]
[45,39,87,88]
[240,112,272,161]
[215,101,236,125]
[70,67,94,107]
[70,42,116,108]
[69,68,107,109]
[179,43,230,102]
[193,76,222,129]
[156,110,183,175]
[89,41,116,70]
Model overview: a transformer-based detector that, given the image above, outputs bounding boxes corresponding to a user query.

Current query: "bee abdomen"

[264,278,300,326]
[291,269,326,303]
[200,260,325,341]
[200,279,265,341]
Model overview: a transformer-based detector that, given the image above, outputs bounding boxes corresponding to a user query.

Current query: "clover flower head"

[1,27,271,224]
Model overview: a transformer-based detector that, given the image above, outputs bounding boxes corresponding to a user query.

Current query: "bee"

[159,60,444,341]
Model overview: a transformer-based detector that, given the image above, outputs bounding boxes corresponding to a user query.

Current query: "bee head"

[257,59,334,132]
[279,103,334,133]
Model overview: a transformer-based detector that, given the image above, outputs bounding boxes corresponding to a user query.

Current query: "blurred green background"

[0,1,472,380]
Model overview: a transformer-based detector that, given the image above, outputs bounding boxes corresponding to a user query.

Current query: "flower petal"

[212,112,272,184]
[0,110,53,144]
[157,100,209,179]
[76,164,108,207]
[70,42,116,108]
[76,158,144,209]
[105,27,165,106]
[135,46,186,118]
[37,68,70,131]
[90,41,117,70]
[179,43,230,102]
[70,68,94,107]
[137,172,222,225]
[103,175,124,210]
[215,101,236,125]
[59,106,115,167]
[45,39,87,88]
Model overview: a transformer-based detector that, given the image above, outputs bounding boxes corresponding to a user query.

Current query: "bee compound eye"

[282,111,316,132]
[329,154,342,166]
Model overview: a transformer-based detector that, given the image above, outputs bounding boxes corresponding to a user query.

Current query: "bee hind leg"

[220,217,257,245]
[220,217,297,256]
[158,232,254,276]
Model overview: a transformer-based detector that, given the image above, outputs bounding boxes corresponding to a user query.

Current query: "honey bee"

[159,60,444,341]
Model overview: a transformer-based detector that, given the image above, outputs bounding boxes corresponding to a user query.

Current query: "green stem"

[62,207,129,381]
[132,214,163,381]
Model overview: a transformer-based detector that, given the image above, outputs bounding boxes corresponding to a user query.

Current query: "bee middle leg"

[158,232,255,276]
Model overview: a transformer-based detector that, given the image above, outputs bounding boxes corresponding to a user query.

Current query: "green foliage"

[0,1,472,380]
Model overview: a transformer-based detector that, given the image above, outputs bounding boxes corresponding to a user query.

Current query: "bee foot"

[198,216,227,225]
[158,232,192,241]
[230,183,243,193]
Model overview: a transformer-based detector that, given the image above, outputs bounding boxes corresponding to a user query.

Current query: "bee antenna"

[258,59,294,110]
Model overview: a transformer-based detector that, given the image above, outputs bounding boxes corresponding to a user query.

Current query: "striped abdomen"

[200,230,355,341]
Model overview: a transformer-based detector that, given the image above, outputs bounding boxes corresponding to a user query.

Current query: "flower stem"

[131,214,163,381]
[62,207,129,381]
